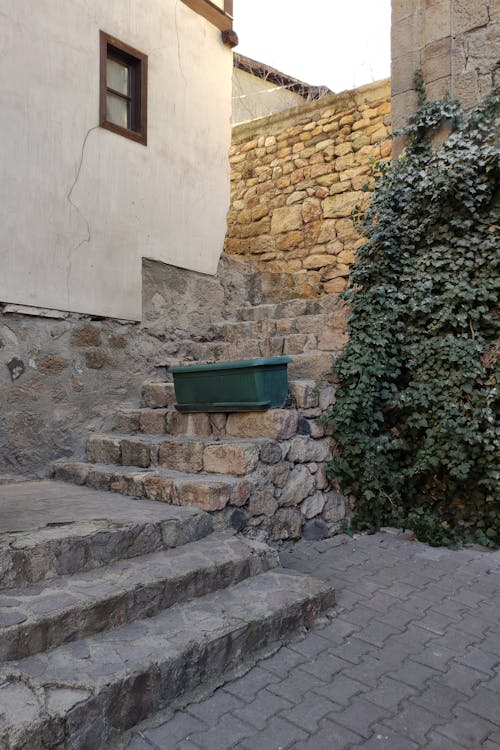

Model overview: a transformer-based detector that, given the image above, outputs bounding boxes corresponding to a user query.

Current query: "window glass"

[106,93,129,128]
[107,58,129,95]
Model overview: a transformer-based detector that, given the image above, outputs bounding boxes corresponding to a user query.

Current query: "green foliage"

[325,84,500,548]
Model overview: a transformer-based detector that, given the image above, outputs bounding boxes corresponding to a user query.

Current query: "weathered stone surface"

[289,380,319,409]
[159,440,204,473]
[176,480,232,511]
[203,443,259,476]
[322,191,365,219]
[168,412,212,437]
[139,409,168,435]
[143,475,177,503]
[142,382,176,409]
[71,324,101,347]
[35,354,69,375]
[302,518,330,540]
[286,437,332,463]
[248,488,278,517]
[121,439,152,468]
[270,206,303,234]
[278,465,316,507]
[271,508,302,540]
[259,441,283,465]
[301,491,327,519]
[226,410,298,440]
[87,436,121,464]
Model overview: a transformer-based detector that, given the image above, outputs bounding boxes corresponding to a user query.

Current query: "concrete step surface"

[0,531,278,661]
[53,461,256,512]
[0,570,334,750]
[0,481,212,590]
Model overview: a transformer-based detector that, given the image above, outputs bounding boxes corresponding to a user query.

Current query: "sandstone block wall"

[225,80,392,297]
[391,0,499,134]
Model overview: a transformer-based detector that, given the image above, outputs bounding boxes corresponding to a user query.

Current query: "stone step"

[236,293,341,322]
[0,570,334,750]
[190,330,344,361]
[0,481,212,591]
[53,461,256,512]
[87,434,274,476]
[0,531,278,661]
[115,407,299,441]
[222,312,344,342]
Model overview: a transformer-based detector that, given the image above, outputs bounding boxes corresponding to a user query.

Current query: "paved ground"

[124,531,500,750]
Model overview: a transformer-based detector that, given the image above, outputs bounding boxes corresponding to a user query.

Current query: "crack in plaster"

[66,126,99,308]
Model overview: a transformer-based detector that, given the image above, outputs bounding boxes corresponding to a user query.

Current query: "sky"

[232,0,391,94]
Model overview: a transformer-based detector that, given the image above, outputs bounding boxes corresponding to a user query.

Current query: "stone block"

[270,462,291,488]
[303,254,334,270]
[121,439,152,468]
[71,324,101,347]
[226,410,298,440]
[143,475,177,503]
[324,278,348,294]
[260,441,283,464]
[158,440,204,472]
[271,206,303,234]
[301,491,327,519]
[203,443,259,476]
[142,382,176,409]
[317,328,349,351]
[139,409,168,435]
[319,384,337,410]
[248,489,279,517]
[279,465,316,506]
[271,508,302,540]
[323,490,347,522]
[289,380,319,409]
[302,198,322,224]
[176,480,231,511]
[422,37,452,84]
[87,437,121,464]
[110,473,145,498]
[286,436,332,463]
[323,192,365,219]
[455,0,489,34]
[167,412,212,437]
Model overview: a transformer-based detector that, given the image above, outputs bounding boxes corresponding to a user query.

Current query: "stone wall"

[391,0,499,134]
[0,258,259,479]
[224,80,392,297]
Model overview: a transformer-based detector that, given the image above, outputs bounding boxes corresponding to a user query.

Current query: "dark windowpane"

[106,93,130,128]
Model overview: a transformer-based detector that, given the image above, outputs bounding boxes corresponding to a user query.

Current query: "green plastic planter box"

[169,357,292,412]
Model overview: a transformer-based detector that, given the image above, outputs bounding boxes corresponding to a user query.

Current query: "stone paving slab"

[0,569,334,750]
[118,532,500,750]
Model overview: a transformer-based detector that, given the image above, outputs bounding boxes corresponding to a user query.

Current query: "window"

[100,32,148,146]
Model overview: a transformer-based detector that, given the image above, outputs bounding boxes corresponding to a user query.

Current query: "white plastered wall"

[0,0,233,320]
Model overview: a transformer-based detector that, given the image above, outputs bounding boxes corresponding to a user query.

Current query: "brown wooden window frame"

[99,31,148,146]
[181,0,233,31]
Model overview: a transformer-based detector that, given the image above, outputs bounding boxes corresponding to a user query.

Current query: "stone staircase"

[0,481,334,750]
[54,293,349,542]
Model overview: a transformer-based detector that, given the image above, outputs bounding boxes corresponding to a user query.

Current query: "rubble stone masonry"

[224,80,392,297]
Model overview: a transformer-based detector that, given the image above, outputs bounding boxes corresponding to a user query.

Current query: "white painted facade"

[0,1,233,320]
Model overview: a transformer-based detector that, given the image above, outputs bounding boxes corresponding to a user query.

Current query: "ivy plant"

[325,81,499,548]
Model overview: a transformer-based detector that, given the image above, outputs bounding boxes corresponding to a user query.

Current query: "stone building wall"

[224,80,392,297]
[391,0,499,134]
[0,258,259,479]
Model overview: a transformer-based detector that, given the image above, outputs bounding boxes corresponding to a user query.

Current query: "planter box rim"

[169,356,292,375]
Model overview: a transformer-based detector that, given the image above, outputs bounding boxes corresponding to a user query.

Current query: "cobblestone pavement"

[124,532,500,750]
